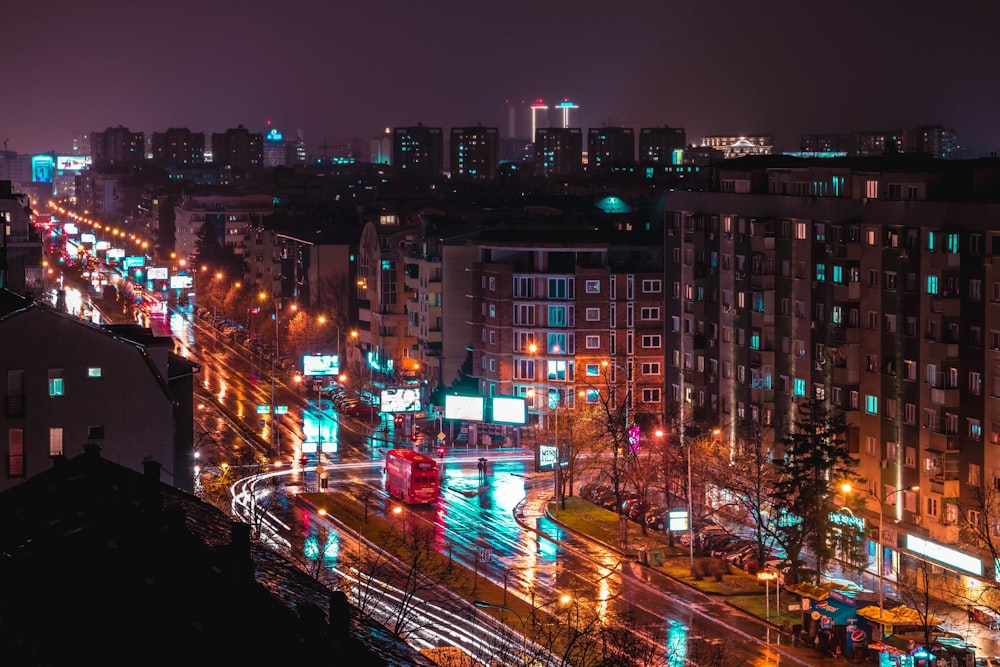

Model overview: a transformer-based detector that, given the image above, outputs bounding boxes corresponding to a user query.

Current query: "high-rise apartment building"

[392,126,444,180]
[151,128,205,166]
[639,126,687,165]
[450,126,499,182]
[662,155,1000,599]
[210,126,264,174]
[91,126,145,166]
[587,127,635,172]
[534,128,583,178]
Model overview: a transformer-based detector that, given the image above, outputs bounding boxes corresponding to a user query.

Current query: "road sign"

[256,405,270,414]
[275,405,288,415]
[438,432,446,441]
[477,548,493,563]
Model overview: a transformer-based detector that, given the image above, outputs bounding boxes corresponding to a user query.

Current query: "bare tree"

[895,557,951,649]
[956,479,1000,615]
[341,521,467,640]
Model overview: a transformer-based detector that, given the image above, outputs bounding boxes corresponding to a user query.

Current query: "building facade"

[0,292,198,492]
[449,126,499,182]
[587,127,635,172]
[392,126,444,181]
[662,155,1000,598]
[534,127,583,178]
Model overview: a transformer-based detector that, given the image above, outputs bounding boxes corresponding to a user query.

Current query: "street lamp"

[757,570,779,620]
[528,384,565,509]
[840,482,919,622]
[473,600,528,659]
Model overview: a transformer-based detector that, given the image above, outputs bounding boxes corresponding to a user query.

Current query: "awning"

[856,605,942,627]
[812,596,856,626]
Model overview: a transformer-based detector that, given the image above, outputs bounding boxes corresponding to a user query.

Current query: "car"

[975,658,1000,667]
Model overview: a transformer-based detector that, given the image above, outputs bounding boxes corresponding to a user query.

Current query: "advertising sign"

[124,256,146,268]
[302,354,339,377]
[56,155,92,171]
[63,222,79,235]
[169,275,193,289]
[444,394,484,421]
[106,248,125,259]
[80,233,96,244]
[628,424,641,454]
[380,387,422,413]
[146,267,169,280]
[31,155,54,183]
[539,444,558,471]
[491,396,527,424]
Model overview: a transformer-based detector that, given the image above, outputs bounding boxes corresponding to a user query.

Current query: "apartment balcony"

[928,386,960,407]
[749,274,775,291]
[929,476,960,499]
[927,431,961,453]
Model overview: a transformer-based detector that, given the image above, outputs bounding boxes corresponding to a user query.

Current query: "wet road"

[181,305,823,666]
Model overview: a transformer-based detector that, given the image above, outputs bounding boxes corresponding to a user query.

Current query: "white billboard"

[380,387,422,413]
[444,395,484,422]
[491,396,526,425]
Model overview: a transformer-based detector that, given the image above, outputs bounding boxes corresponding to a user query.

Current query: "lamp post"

[687,427,721,570]
[473,600,528,659]
[841,483,919,622]
[529,383,564,509]
[757,570,778,620]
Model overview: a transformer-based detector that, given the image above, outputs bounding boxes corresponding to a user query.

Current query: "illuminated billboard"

[56,155,92,171]
[147,267,169,280]
[302,354,339,377]
[169,275,193,289]
[491,396,526,425]
[63,222,79,235]
[539,444,558,471]
[80,233,96,244]
[32,155,54,183]
[124,256,146,268]
[444,395,484,422]
[380,387,422,413]
[106,248,125,259]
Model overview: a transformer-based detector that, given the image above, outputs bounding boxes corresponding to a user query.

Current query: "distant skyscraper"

[151,128,205,166]
[535,127,583,177]
[210,126,264,173]
[91,126,145,166]
[587,126,635,171]
[392,126,444,180]
[450,126,499,182]
[639,126,687,164]
[555,99,579,129]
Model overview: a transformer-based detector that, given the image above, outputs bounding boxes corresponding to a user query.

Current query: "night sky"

[4,0,998,156]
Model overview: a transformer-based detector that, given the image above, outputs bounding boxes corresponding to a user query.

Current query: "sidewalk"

[516,485,999,664]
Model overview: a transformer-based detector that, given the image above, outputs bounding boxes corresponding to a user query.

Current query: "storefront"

[789,583,869,659]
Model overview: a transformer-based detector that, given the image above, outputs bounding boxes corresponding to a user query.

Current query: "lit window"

[48,369,64,397]
[87,367,102,378]
[865,395,878,415]
[49,427,63,456]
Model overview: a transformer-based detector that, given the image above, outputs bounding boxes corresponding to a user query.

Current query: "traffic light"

[438,447,445,459]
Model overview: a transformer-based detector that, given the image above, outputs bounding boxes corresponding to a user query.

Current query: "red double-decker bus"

[385,449,439,504]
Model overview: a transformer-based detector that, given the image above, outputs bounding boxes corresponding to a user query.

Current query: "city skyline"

[4,0,999,156]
